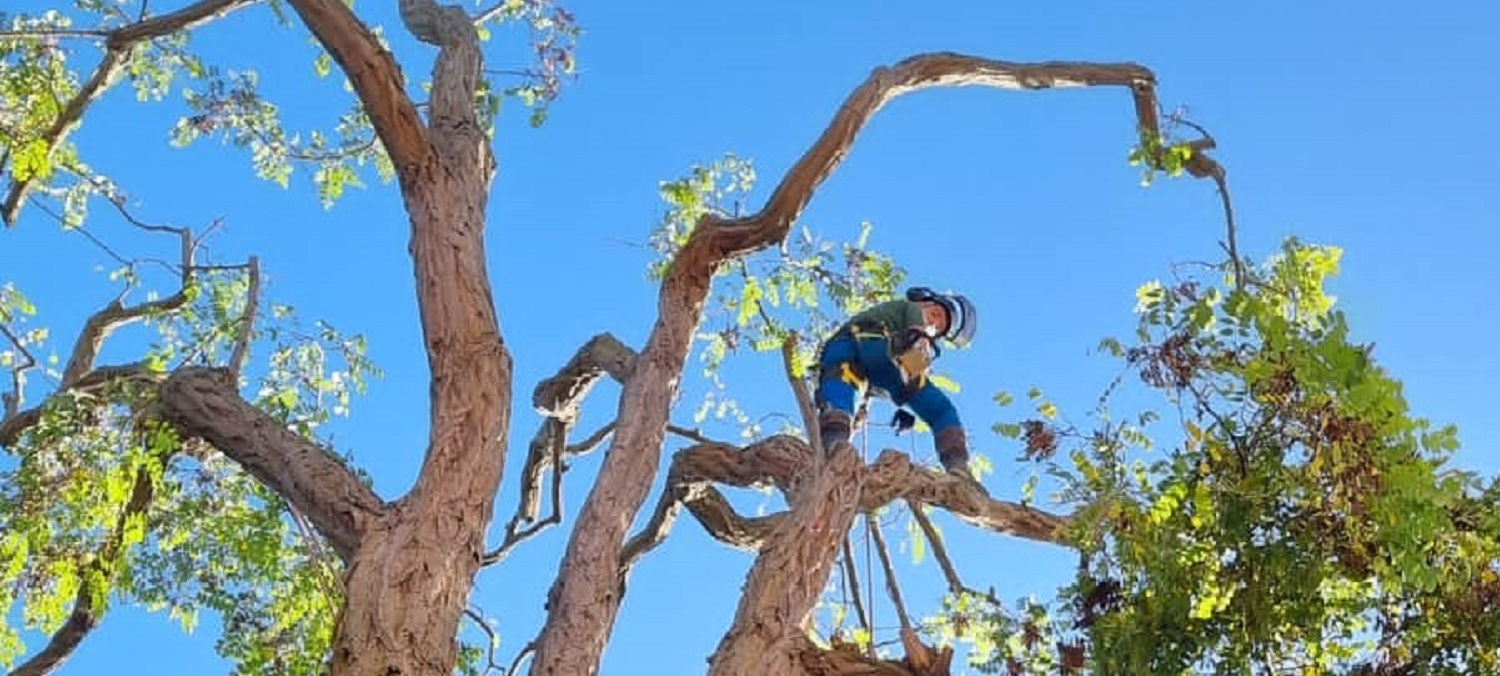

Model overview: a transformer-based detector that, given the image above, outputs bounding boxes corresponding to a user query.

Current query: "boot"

[935,426,972,476]
[818,409,853,454]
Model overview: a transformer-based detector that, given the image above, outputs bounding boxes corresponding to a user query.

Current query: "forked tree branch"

[1,0,259,225]
[630,437,1069,557]
[483,334,636,565]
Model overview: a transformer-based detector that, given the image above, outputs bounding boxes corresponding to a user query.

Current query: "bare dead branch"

[0,322,37,420]
[841,536,872,635]
[158,367,385,561]
[867,512,912,632]
[283,0,430,172]
[696,53,1223,262]
[482,419,565,566]
[484,334,637,566]
[463,608,503,675]
[229,255,260,379]
[1,0,259,226]
[61,226,198,386]
[906,499,964,595]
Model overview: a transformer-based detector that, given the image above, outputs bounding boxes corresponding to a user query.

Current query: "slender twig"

[565,421,615,455]
[906,499,964,594]
[840,536,871,634]
[70,224,133,268]
[0,28,113,41]
[0,322,38,420]
[482,421,565,566]
[505,640,536,676]
[666,424,717,444]
[866,512,911,631]
[229,256,260,379]
[780,332,823,476]
[463,608,503,675]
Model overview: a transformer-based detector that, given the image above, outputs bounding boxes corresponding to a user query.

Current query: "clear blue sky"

[4,0,1499,673]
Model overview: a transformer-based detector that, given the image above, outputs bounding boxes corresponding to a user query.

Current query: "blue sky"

[4,0,1499,673]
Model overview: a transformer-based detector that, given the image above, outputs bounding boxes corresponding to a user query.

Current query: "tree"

[3,3,1496,676]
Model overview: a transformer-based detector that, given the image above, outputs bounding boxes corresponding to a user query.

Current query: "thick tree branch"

[158,366,385,561]
[619,436,807,574]
[283,0,430,174]
[696,53,1222,261]
[1,0,258,225]
[645,437,1069,552]
[532,334,637,419]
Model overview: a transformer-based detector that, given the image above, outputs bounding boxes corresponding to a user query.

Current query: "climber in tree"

[815,287,979,477]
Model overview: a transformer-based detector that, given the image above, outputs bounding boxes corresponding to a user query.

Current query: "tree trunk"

[708,443,865,676]
[328,135,508,673]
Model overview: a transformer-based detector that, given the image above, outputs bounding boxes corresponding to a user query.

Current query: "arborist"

[815,286,979,478]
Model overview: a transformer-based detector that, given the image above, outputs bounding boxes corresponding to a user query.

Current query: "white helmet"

[906,287,978,348]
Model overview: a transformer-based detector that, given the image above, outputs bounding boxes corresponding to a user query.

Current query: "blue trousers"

[815,335,961,434]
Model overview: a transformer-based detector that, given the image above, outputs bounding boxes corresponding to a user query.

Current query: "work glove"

[891,409,916,435]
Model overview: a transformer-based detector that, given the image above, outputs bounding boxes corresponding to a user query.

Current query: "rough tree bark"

[532,53,1223,676]
[159,0,510,672]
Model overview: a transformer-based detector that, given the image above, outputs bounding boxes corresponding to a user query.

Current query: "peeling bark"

[707,444,865,676]
[636,437,1068,553]
[274,0,507,671]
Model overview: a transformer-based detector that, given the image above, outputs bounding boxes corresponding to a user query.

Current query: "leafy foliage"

[0,257,376,672]
[1006,240,1500,674]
